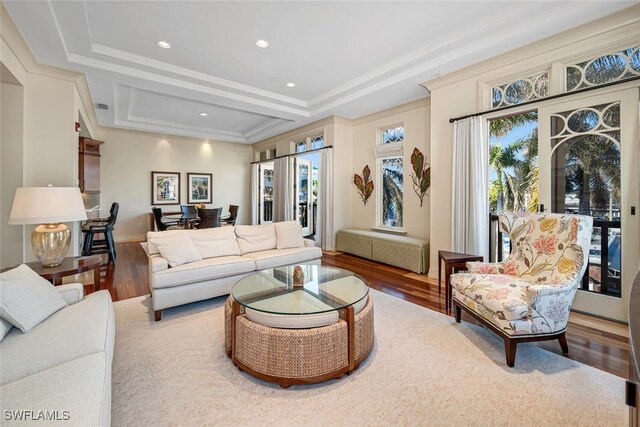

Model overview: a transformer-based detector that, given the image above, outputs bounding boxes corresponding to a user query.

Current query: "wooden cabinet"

[79,137,104,193]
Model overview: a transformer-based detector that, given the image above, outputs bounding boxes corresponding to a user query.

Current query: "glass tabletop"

[232,265,369,315]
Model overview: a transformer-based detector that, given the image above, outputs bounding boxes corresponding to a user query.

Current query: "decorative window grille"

[550,102,620,149]
[566,46,640,92]
[296,141,307,153]
[382,126,404,144]
[491,72,549,109]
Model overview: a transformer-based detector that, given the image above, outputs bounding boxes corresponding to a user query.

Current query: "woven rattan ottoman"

[224,265,375,388]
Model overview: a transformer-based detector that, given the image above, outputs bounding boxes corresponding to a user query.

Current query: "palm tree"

[489,113,539,213]
[563,135,620,216]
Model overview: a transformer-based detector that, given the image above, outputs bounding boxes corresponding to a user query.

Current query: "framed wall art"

[187,172,212,204]
[152,171,180,205]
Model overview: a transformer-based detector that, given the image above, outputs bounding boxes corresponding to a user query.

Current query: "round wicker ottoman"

[225,295,374,388]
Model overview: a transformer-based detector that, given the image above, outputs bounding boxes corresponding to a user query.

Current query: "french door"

[537,88,639,321]
[295,158,312,236]
[258,162,274,224]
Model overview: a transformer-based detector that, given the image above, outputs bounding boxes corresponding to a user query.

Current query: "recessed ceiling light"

[255,39,269,48]
[286,82,296,88]
[199,112,208,117]
[156,41,172,49]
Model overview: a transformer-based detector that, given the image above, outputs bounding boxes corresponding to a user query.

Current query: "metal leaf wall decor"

[410,147,431,207]
[354,165,374,205]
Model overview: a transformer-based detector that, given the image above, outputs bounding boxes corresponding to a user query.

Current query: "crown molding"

[252,115,345,150]
[352,97,430,126]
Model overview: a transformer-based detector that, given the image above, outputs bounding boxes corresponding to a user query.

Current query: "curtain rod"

[250,145,333,165]
[449,75,640,123]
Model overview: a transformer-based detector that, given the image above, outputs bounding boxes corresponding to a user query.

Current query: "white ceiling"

[4,1,634,144]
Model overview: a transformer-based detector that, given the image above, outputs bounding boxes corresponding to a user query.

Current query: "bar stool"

[82,202,119,265]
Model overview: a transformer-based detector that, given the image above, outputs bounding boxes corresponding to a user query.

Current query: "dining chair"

[152,207,183,231]
[180,205,197,216]
[221,205,239,226]
[197,208,222,229]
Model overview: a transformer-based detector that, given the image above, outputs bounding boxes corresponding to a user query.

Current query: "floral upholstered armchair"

[451,212,593,367]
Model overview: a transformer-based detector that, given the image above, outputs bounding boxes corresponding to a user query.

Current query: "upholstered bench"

[336,229,429,274]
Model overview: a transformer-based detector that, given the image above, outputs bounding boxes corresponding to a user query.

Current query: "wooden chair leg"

[505,337,517,367]
[154,310,162,322]
[558,332,569,355]
[454,303,462,323]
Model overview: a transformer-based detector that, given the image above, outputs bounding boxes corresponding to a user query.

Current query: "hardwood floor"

[94,242,629,378]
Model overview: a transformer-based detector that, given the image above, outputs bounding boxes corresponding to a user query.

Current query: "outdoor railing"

[489,213,621,297]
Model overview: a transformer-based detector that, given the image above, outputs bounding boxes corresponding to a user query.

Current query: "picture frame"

[151,171,180,205]
[187,172,212,204]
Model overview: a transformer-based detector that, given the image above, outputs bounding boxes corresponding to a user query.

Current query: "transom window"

[310,135,324,150]
[293,134,324,153]
[382,126,404,144]
[491,72,549,109]
[566,46,640,92]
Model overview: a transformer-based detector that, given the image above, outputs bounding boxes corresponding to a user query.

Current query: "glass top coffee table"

[226,264,374,388]
[232,265,369,316]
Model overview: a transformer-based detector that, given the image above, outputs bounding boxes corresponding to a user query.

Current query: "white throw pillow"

[234,224,277,254]
[146,230,185,255]
[188,227,241,259]
[275,221,304,249]
[148,233,202,267]
[0,318,13,341]
[0,264,68,332]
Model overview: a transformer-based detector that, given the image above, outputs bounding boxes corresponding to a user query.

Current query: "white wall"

[1,6,83,263]
[351,99,430,239]
[96,127,253,242]
[1,81,24,268]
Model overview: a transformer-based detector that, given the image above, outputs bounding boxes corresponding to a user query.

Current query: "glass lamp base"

[31,223,70,267]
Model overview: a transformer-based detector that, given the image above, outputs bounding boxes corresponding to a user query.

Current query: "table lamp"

[9,186,87,267]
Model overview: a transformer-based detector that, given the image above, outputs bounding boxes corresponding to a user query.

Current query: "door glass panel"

[488,112,539,260]
[298,162,309,229]
[550,102,621,297]
[260,163,273,223]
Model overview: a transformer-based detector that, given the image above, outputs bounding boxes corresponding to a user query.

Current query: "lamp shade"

[9,187,87,225]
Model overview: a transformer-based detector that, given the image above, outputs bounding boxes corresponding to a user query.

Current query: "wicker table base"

[225,295,374,388]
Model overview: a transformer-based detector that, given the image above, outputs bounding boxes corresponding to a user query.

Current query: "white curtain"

[316,148,334,250]
[250,163,259,225]
[451,116,489,260]
[273,157,293,222]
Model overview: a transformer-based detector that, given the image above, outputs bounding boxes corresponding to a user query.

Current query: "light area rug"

[112,290,626,426]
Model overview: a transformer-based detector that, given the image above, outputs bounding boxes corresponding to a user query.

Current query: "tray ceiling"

[4,1,632,143]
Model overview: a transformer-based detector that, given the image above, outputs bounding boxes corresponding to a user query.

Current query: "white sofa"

[146,221,323,321]
[0,285,115,426]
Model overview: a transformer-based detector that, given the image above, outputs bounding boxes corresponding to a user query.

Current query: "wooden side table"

[438,250,483,315]
[1,256,103,291]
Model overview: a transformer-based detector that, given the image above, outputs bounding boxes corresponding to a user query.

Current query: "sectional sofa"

[0,281,114,426]
[146,221,323,320]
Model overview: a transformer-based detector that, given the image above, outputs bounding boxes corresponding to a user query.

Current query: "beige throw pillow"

[275,221,304,249]
[234,224,277,254]
[189,227,241,259]
[149,233,202,267]
[0,264,68,333]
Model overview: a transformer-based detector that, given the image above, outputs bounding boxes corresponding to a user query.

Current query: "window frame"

[375,123,405,231]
